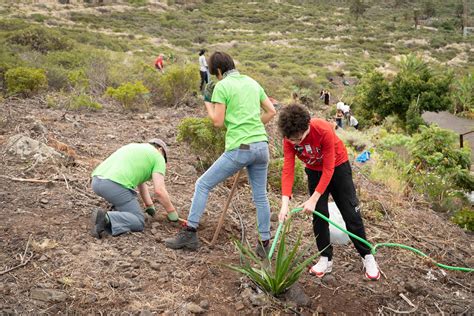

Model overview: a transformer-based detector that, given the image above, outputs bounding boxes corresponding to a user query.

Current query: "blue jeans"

[187,141,271,241]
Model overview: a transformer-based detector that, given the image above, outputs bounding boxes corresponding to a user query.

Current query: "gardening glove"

[203,80,216,102]
[145,205,156,217]
[167,210,179,222]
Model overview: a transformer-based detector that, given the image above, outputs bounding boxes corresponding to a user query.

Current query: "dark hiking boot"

[90,208,107,239]
[255,240,270,259]
[164,227,199,250]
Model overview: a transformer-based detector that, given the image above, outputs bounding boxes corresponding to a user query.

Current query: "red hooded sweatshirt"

[282,118,348,197]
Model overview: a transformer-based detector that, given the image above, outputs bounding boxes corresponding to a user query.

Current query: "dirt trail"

[1,99,473,314]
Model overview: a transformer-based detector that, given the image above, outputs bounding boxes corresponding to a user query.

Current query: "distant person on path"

[165,52,277,257]
[349,114,359,130]
[155,53,164,73]
[319,89,331,105]
[277,104,380,280]
[199,49,209,91]
[336,101,351,125]
[90,139,178,239]
[335,109,344,128]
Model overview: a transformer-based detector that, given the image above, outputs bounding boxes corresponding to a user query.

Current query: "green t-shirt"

[92,143,166,189]
[212,71,268,151]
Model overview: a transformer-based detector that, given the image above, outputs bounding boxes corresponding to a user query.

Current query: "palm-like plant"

[228,220,319,296]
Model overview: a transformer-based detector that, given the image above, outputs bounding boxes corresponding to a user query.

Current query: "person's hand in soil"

[166,210,179,222]
[145,205,156,217]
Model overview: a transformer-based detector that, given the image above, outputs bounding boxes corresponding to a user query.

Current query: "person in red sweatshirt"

[154,53,164,73]
[277,104,380,280]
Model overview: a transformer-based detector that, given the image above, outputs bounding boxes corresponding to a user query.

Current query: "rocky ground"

[0,98,473,315]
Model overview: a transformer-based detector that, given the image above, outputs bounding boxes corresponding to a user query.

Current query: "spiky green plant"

[228,220,319,296]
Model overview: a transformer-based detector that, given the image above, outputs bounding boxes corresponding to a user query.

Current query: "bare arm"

[204,101,226,127]
[137,183,153,207]
[152,172,176,213]
[260,97,277,124]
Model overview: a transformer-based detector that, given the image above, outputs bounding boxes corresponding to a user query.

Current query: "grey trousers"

[91,176,145,236]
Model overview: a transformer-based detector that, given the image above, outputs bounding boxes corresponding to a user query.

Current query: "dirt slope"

[0,99,472,315]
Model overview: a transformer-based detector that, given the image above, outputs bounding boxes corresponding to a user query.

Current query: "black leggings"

[306,161,370,260]
[200,71,208,91]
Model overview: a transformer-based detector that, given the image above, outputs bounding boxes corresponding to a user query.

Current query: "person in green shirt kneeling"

[90,138,178,238]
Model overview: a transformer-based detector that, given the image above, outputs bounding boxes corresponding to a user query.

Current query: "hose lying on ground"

[268,207,474,273]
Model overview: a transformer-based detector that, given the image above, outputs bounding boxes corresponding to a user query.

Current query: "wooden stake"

[210,169,243,246]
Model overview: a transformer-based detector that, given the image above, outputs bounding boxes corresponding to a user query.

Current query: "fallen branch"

[0,235,34,275]
[381,305,418,314]
[0,175,53,184]
[434,302,444,316]
[399,293,416,309]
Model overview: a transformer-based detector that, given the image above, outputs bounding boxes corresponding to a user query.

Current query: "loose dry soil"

[1,98,472,315]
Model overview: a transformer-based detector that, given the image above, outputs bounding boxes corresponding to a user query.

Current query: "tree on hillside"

[353,54,454,133]
[350,0,369,21]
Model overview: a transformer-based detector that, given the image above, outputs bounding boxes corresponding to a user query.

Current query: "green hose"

[268,207,474,272]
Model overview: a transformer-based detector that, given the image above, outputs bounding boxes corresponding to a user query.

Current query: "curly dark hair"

[277,104,311,138]
[208,51,235,76]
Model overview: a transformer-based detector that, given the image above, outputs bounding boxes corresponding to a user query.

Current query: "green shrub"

[268,158,306,193]
[106,81,149,110]
[377,132,412,151]
[68,69,89,92]
[45,66,70,91]
[8,27,73,53]
[44,50,89,69]
[5,67,47,97]
[68,94,102,110]
[410,125,471,172]
[158,64,199,106]
[408,125,472,209]
[0,48,20,93]
[30,13,47,23]
[177,117,225,170]
[128,0,148,6]
[228,219,319,296]
[451,208,474,231]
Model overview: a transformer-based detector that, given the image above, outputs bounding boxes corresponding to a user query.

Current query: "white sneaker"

[310,256,333,278]
[363,254,380,280]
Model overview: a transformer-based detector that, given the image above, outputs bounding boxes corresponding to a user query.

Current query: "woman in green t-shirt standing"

[165,52,277,257]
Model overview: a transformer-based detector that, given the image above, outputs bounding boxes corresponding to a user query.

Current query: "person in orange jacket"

[154,54,164,73]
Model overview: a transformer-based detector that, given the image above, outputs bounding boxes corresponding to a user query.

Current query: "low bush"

[0,48,20,93]
[45,66,70,91]
[158,64,200,106]
[68,69,89,92]
[105,81,149,110]
[8,27,73,53]
[177,117,225,170]
[407,125,472,210]
[5,66,47,97]
[67,94,103,110]
[451,208,474,232]
[268,158,306,194]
